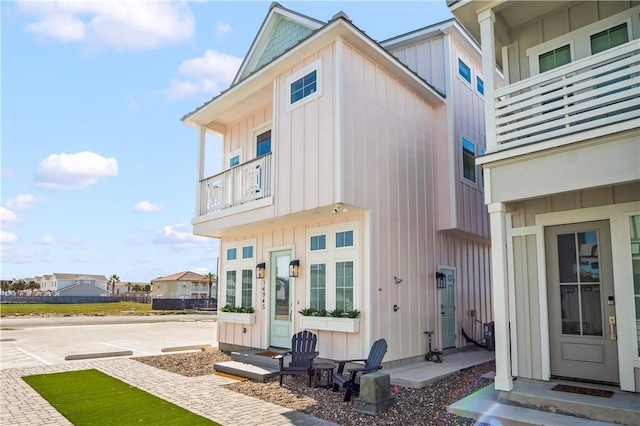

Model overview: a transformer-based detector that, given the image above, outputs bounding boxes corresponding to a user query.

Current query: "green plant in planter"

[346,309,360,318]
[313,309,327,317]
[328,309,344,317]
[242,307,255,313]
[298,308,314,316]
[219,304,233,312]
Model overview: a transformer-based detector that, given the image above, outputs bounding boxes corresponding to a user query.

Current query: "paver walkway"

[1,358,338,426]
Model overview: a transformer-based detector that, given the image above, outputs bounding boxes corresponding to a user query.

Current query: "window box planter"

[217,311,256,324]
[300,316,360,333]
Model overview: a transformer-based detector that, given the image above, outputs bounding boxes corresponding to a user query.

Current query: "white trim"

[223,238,258,308]
[226,148,242,168]
[286,59,322,112]
[456,56,473,86]
[461,136,478,186]
[252,121,273,158]
[528,40,575,76]
[335,37,344,204]
[264,244,296,348]
[505,214,518,377]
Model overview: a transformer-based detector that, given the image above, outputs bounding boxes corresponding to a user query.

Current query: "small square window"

[290,70,317,104]
[458,59,471,84]
[336,231,354,248]
[462,138,476,183]
[242,246,253,259]
[476,76,484,95]
[230,155,240,167]
[310,235,326,251]
[227,248,237,261]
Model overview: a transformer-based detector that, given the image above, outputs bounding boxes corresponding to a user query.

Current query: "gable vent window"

[290,70,317,104]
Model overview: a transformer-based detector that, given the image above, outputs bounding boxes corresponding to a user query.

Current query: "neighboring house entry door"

[270,250,292,348]
[545,221,619,384]
[440,268,456,349]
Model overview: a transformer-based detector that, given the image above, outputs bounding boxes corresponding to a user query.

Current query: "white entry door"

[270,250,292,348]
[545,221,619,384]
[440,268,456,349]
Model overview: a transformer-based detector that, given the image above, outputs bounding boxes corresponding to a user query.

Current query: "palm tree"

[204,272,216,306]
[108,274,120,295]
[1,280,11,295]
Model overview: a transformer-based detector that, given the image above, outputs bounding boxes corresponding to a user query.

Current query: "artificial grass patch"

[23,369,219,425]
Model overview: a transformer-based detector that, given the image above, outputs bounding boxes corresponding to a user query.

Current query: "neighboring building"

[151,271,211,299]
[35,273,109,296]
[448,1,640,393]
[182,3,492,364]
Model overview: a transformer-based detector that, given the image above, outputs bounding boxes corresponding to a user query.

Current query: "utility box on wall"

[483,321,495,351]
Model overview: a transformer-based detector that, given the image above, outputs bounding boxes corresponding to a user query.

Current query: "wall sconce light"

[289,260,300,278]
[435,272,446,289]
[256,263,266,279]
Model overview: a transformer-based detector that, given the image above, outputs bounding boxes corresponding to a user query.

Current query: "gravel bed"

[135,351,493,426]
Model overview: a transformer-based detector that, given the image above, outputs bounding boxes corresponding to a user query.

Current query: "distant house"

[35,273,109,296]
[151,271,213,299]
[182,3,492,364]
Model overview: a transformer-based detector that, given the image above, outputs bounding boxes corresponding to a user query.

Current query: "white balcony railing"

[198,153,272,216]
[494,40,640,150]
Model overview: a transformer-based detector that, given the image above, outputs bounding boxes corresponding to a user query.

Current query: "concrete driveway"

[0,314,218,369]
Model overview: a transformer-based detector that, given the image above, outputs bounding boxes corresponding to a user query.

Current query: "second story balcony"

[197,153,272,217]
[493,40,639,152]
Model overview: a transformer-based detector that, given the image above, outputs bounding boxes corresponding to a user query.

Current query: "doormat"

[254,351,282,357]
[214,372,249,381]
[551,384,614,398]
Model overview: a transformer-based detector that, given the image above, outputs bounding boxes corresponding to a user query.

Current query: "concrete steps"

[448,380,640,425]
[213,349,285,382]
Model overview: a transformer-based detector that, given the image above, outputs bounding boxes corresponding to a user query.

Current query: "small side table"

[313,362,337,388]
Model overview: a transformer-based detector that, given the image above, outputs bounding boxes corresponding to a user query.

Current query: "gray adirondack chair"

[273,331,319,387]
[332,338,388,402]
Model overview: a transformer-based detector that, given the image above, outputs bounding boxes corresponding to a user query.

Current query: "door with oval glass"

[545,221,618,384]
[270,250,292,348]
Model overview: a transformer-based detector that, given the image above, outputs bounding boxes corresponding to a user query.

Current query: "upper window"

[476,76,484,95]
[242,246,254,259]
[290,70,317,104]
[227,248,237,261]
[458,59,471,84]
[256,130,271,157]
[591,23,629,54]
[462,138,476,183]
[226,271,236,306]
[230,155,240,167]
[336,231,354,248]
[539,45,571,73]
[310,235,326,251]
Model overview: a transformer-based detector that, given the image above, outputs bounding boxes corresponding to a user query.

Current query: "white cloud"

[134,200,163,212]
[6,194,41,210]
[35,151,118,190]
[1,230,18,244]
[39,236,56,245]
[166,49,242,99]
[215,21,232,37]
[0,207,21,226]
[153,223,209,249]
[0,247,40,264]
[19,2,195,51]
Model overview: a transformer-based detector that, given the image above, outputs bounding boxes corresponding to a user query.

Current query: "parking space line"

[16,347,53,365]
[98,342,153,355]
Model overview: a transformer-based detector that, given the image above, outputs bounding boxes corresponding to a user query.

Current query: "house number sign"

[261,282,266,310]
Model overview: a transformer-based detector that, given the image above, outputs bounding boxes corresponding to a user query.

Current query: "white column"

[478,9,497,153]
[196,124,207,216]
[488,202,513,391]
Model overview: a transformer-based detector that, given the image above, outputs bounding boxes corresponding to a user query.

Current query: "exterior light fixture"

[256,263,266,279]
[435,272,446,289]
[289,260,300,277]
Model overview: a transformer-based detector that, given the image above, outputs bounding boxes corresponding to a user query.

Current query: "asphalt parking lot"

[0,314,218,369]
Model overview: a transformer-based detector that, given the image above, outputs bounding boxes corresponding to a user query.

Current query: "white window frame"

[457,57,472,86]
[226,148,242,169]
[588,19,632,54]
[252,121,272,159]
[286,59,322,112]
[306,222,359,312]
[223,238,257,308]
[309,233,327,252]
[461,136,477,186]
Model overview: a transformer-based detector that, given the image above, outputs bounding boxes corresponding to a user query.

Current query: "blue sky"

[1,1,453,283]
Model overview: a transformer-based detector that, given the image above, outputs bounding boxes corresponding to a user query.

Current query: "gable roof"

[152,271,207,282]
[182,9,445,127]
[232,2,324,85]
[52,273,108,281]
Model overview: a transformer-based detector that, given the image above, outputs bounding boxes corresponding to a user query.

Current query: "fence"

[151,298,217,311]
[0,295,151,304]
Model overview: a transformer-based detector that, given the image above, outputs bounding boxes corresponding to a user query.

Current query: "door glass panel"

[629,215,640,355]
[561,285,580,335]
[274,255,289,320]
[557,234,577,283]
[581,284,602,336]
[557,230,604,337]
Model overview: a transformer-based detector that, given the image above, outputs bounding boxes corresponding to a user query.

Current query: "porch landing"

[448,378,640,425]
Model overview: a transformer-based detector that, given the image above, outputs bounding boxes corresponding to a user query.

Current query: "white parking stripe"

[98,342,153,355]
[16,347,53,365]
